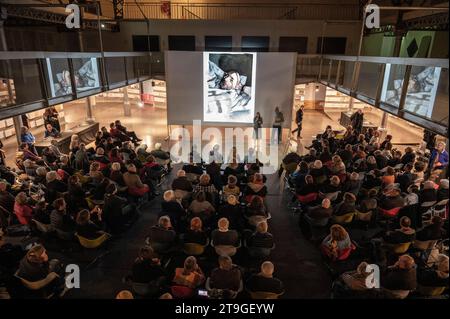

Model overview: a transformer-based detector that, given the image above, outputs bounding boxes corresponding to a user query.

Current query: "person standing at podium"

[350,109,364,134]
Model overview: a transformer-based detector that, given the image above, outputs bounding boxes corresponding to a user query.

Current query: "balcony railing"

[0,51,448,136]
[122,2,360,20]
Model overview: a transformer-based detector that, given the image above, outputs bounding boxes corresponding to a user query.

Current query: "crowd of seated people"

[1,114,448,299]
[138,148,283,299]
[0,120,172,298]
[283,124,449,298]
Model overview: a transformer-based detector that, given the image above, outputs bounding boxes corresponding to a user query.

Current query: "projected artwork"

[381,64,440,118]
[203,52,256,123]
[45,58,100,98]
[72,58,100,93]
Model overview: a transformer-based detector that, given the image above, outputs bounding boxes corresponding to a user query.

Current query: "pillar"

[86,96,95,122]
[13,115,23,145]
[378,111,389,141]
[78,31,85,52]
[123,87,131,117]
[348,97,354,111]
[0,20,7,51]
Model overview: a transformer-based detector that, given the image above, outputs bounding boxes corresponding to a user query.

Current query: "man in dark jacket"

[379,187,404,211]
[171,170,193,192]
[246,261,284,295]
[209,255,242,295]
[147,216,176,250]
[382,255,417,298]
[305,198,333,224]
[350,109,364,134]
[131,246,167,285]
[291,105,304,139]
[103,184,137,234]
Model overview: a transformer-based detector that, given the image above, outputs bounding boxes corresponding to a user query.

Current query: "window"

[132,35,160,52]
[316,37,347,54]
[168,36,196,51]
[205,36,232,51]
[279,37,308,53]
[241,36,270,52]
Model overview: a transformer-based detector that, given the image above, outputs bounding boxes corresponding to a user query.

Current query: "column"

[379,111,389,141]
[348,97,354,111]
[78,31,85,52]
[13,115,23,145]
[123,86,131,117]
[86,96,95,123]
[0,20,7,51]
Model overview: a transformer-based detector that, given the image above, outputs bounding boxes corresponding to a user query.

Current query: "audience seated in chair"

[382,216,416,244]
[381,254,417,299]
[246,221,274,257]
[147,216,177,253]
[172,256,205,291]
[208,255,242,298]
[75,208,105,240]
[321,224,354,261]
[103,183,137,235]
[50,198,76,233]
[304,198,333,227]
[16,244,65,297]
[211,218,240,256]
[246,261,284,297]
[182,217,208,246]
[161,190,186,231]
[131,246,167,290]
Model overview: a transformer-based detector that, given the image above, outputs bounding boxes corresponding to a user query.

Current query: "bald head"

[177,170,186,177]
[322,198,331,209]
[261,261,275,277]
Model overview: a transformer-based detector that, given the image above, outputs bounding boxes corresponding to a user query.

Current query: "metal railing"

[123,2,360,20]
[0,51,448,136]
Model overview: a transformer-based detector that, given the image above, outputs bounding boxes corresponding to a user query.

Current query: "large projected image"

[204,52,256,123]
[381,64,440,118]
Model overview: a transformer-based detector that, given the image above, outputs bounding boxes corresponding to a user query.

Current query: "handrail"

[1,52,446,69]
[322,54,449,68]
[0,51,149,60]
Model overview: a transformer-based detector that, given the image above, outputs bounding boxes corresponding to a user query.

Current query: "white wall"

[103,19,361,54]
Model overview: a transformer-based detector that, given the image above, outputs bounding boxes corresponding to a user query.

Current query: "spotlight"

[101,24,105,28]
[137,101,144,108]
[315,85,320,92]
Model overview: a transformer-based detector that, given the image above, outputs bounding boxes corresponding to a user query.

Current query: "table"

[35,122,99,155]
[339,111,377,132]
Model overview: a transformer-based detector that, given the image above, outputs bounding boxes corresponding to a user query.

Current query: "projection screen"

[166,51,297,127]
